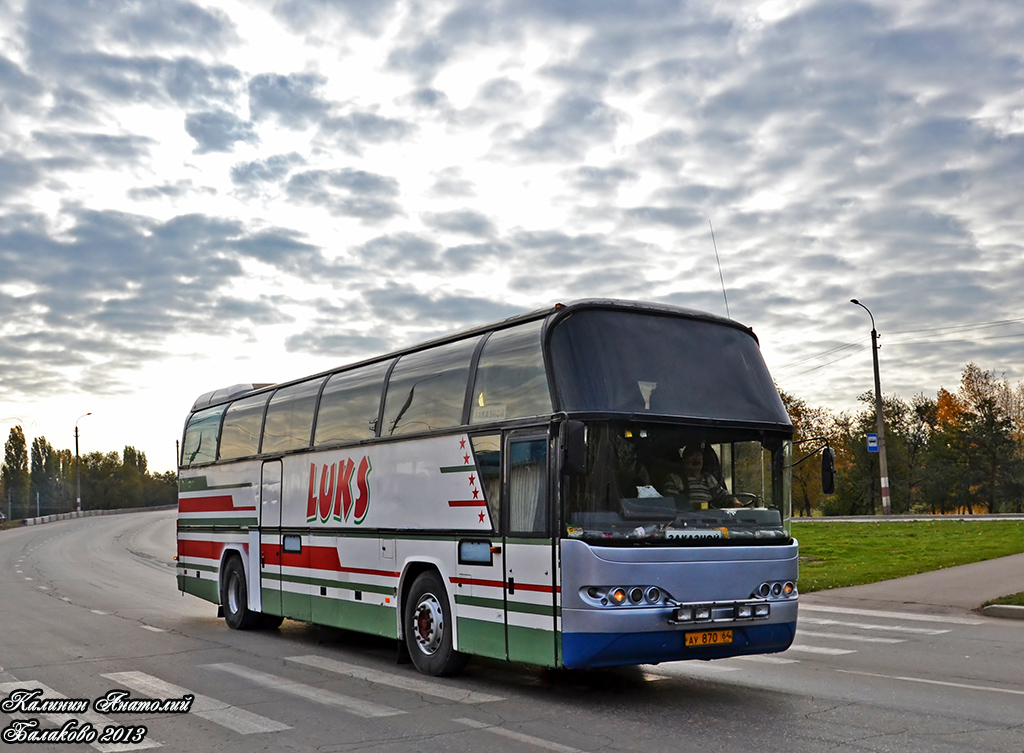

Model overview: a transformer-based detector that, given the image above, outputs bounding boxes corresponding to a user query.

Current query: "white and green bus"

[177,299,799,676]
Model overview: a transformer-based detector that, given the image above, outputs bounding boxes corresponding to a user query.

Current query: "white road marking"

[102,671,289,735]
[732,655,800,664]
[285,655,504,703]
[139,626,164,633]
[0,680,161,751]
[201,663,405,718]
[796,629,904,644]
[786,644,857,656]
[837,669,1024,697]
[455,717,584,752]
[91,610,108,616]
[800,605,983,625]
[800,617,949,635]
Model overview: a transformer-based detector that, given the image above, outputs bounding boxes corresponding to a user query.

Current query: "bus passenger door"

[259,460,283,617]
[503,434,558,667]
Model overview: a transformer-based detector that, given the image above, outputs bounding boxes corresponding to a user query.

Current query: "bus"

[176,299,800,676]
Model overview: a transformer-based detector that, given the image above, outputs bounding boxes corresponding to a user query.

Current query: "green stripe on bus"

[507,624,558,667]
[455,594,560,618]
[456,617,506,660]
[179,477,253,492]
[262,571,396,597]
[177,517,258,528]
[439,465,474,474]
[178,574,219,603]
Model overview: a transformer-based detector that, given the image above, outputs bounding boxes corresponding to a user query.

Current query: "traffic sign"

[866,433,879,453]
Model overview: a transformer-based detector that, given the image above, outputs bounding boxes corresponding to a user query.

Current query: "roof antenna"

[709,219,731,318]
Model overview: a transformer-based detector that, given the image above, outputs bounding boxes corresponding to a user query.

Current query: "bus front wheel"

[221,556,260,630]
[404,571,466,676]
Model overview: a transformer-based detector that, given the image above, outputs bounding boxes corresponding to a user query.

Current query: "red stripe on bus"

[178,495,256,513]
[449,576,560,594]
[261,543,399,579]
[177,539,224,559]
[448,500,486,507]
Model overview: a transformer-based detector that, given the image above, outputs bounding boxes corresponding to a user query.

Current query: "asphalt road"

[1,510,1022,752]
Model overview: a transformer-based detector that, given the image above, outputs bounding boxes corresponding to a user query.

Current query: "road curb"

[981,604,1024,620]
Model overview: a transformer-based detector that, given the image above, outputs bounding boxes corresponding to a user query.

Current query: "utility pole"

[75,412,92,514]
[851,299,891,515]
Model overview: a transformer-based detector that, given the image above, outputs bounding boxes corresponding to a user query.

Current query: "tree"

[779,390,835,516]
[2,426,31,519]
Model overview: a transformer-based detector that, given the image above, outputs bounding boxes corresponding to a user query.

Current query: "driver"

[662,445,737,509]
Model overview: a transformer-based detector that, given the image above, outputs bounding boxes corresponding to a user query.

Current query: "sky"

[2,0,1024,473]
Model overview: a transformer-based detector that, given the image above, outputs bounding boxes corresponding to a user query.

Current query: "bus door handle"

[507,577,515,595]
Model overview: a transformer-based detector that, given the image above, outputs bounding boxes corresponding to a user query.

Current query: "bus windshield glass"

[549,308,788,424]
[564,422,792,545]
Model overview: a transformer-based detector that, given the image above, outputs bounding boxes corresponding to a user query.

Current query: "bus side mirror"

[821,447,835,495]
[561,420,587,476]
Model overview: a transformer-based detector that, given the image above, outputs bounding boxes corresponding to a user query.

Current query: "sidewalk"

[800,551,1024,619]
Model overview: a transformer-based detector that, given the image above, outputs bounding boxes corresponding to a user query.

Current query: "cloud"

[248,72,330,128]
[0,154,43,200]
[422,210,496,237]
[184,109,258,153]
[285,168,402,222]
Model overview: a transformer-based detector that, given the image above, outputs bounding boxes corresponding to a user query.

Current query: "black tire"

[404,571,466,676]
[220,556,260,630]
[261,614,285,629]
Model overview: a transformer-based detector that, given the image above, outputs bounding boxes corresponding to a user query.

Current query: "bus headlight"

[609,587,628,605]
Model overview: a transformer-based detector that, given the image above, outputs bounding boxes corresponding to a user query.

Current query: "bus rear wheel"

[221,556,260,630]
[404,571,466,676]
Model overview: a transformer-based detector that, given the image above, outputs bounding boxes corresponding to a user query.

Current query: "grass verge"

[984,592,1024,607]
[793,520,1024,593]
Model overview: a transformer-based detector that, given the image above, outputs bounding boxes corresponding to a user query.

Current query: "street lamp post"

[75,412,92,514]
[850,300,891,515]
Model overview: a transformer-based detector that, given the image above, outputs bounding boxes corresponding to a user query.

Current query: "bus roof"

[189,299,760,413]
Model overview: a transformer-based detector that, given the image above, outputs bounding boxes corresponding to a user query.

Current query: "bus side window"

[471,435,501,532]
[219,393,269,460]
[315,360,392,446]
[261,378,325,454]
[181,405,226,466]
[470,321,551,425]
[383,338,479,436]
[508,439,548,535]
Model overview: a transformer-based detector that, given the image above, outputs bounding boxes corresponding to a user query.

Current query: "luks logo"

[306,457,372,524]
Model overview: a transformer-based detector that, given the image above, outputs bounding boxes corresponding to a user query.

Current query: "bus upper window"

[315,360,392,445]
[470,321,551,424]
[181,405,226,467]
[262,378,325,454]
[219,393,270,460]
[383,338,479,436]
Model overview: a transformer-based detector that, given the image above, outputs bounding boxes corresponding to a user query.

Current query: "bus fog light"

[695,605,712,621]
[675,606,694,622]
[736,604,753,619]
[754,603,770,618]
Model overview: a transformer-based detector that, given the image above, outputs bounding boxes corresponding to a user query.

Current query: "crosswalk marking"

[800,617,949,635]
[201,663,405,718]
[838,669,1024,697]
[0,680,161,752]
[455,717,584,753]
[102,671,289,735]
[800,604,983,625]
[285,655,504,704]
[786,644,857,656]
[732,655,800,665]
[796,629,904,644]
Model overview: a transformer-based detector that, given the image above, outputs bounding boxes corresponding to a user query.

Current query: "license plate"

[685,629,733,647]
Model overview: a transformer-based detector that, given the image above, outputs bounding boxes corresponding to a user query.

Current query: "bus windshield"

[564,422,792,545]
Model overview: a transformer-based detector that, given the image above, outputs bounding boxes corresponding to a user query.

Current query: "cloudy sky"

[2,0,1023,473]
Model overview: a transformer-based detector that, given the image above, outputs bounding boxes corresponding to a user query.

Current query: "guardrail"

[18,505,177,526]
